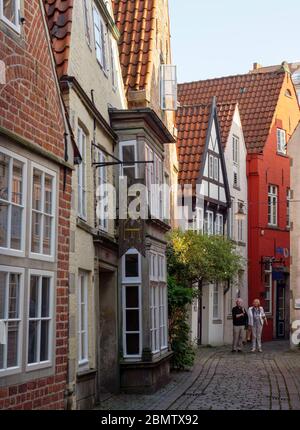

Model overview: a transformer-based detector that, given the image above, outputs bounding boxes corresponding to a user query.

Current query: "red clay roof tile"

[112,0,156,94]
[178,72,286,154]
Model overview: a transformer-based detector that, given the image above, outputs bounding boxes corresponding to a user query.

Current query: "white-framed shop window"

[212,284,220,320]
[277,128,286,155]
[122,285,142,358]
[122,249,141,284]
[77,126,87,220]
[78,271,89,367]
[30,163,56,261]
[120,140,137,180]
[93,3,108,72]
[96,149,108,232]
[0,0,20,32]
[0,147,27,256]
[215,213,224,236]
[268,185,278,227]
[27,270,54,370]
[0,266,24,377]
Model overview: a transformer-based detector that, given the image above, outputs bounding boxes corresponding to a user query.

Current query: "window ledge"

[76,217,94,235]
[76,368,97,381]
[276,152,288,158]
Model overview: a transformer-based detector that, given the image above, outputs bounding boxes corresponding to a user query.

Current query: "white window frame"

[268,185,278,227]
[77,126,87,221]
[232,135,240,187]
[0,266,24,377]
[213,157,219,181]
[83,0,92,47]
[78,271,89,367]
[264,264,273,315]
[277,128,286,155]
[96,149,108,232]
[215,213,224,236]
[150,251,158,281]
[159,285,168,350]
[109,35,117,90]
[26,270,54,372]
[160,64,178,111]
[0,0,20,33]
[29,162,56,262]
[122,249,141,284]
[158,254,166,282]
[0,146,27,257]
[119,140,138,179]
[212,283,220,320]
[205,210,214,235]
[208,155,214,179]
[122,284,142,359]
[238,219,244,242]
[92,4,108,74]
[150,285,160,354]
[287,188,291,229]
[192,207,204,233]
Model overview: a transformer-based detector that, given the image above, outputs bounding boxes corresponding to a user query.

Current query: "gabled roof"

[112,0,156,94]
[178,71,286,153]
[176,102,236,187]
[43,0,73,79]
[176,103,211,186]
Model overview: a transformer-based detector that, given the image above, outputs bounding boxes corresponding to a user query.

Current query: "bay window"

[0,148,26,255]
[122,249,141,358]
[0,0,20,32]
[268,185,278,227]
[150,285,168,353]
[27,271,53,368]
[77,127,87,220]
[0,267,23,376]
[120,141,137,180]
[30,164,56,259]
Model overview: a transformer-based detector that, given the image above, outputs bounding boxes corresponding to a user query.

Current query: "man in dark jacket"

[232,298,248,352]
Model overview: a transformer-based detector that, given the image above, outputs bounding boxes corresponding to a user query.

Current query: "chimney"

[253,62,262,71]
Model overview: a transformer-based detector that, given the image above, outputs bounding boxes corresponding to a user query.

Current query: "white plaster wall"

[223,106,248,345]
[288,123,300,347]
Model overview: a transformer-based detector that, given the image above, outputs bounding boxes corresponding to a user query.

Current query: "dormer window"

[277,128,286,155]
[0,0,20,32]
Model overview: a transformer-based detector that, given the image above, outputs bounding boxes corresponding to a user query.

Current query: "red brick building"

[178,66,300,341]
[0,0,77,409]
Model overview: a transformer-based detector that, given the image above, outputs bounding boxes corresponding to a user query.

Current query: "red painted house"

[0,0,77,409]
[178,64,300,341]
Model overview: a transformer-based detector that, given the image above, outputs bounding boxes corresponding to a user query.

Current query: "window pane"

[126,310,139,331]
[125,286,139,308]
[0,202,8,247]
[0,152,9,201]
[126,333,139,355]
[28,321,38,364]
[0,344,3,369]
[41,277,50,318]
[29,276,39,318]
[32,169,42,211]
[122,145,134,163]
[31,211,41,253]
[44,175,53,215]
[81,332,86,359]
[122,166,135,180]
[81,303,85,332]
[12,159,23,205]
[125,253,139,278]
[8,274,19,319]
[11,205,22,250]
[43,215,52,255]
[3,0,16,23]
[40,320,49,362]
[0,272,6,319]
[7,321,18,368]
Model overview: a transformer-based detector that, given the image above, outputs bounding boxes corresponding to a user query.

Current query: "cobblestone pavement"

[96,341,300,410]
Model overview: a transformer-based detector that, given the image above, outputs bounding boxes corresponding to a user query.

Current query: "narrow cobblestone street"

[97,342,300,410]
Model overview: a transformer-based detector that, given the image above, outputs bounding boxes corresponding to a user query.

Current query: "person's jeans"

[233,326,244,351]
[251,323,263,350]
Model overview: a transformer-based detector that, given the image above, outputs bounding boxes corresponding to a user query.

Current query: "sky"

[169,0,300,83]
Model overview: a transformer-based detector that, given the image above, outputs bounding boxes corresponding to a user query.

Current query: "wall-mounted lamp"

[235,202,246,221]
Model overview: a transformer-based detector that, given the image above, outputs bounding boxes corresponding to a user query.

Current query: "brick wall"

[0,1,71,409]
